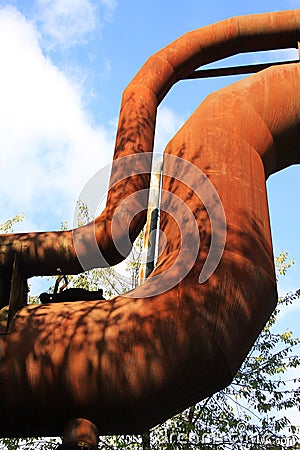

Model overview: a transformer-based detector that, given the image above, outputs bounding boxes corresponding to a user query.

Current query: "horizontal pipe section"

[0,60,300,436]
[0,10,299,278]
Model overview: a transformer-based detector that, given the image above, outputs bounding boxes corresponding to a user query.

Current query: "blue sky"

[0,0,298,430]
[0,1,298,308]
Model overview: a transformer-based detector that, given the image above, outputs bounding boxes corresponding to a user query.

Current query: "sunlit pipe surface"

[0,10,300,437]
[0,9,299,278]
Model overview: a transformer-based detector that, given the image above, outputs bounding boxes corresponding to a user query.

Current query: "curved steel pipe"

[0,59,300,438]
[0,9,299,278]
[0,10,300,437]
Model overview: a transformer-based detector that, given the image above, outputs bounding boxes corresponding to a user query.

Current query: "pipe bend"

[1,58,300,435]
[0,11,299,276]
[182,62,300,177]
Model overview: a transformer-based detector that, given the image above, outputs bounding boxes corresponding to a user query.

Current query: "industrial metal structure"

[0,9,300,447]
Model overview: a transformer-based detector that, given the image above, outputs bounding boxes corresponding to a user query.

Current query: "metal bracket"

[183,58,299,79]
[57,418,99,450]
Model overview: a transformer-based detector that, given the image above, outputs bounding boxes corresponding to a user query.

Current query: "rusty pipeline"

[0,9,300,438]
[0,9,299,278]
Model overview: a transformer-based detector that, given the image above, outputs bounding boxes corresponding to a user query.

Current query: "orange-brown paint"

[0,9,300,438]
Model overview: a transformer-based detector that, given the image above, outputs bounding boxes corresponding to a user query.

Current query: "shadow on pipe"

[0,8,300,440]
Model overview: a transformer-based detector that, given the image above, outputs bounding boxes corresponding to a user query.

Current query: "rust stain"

[0,9,299,438]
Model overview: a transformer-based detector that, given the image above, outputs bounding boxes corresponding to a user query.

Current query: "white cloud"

[0,6,114,230]
[98,0,117,21]
[153,106,185,155]
[37,0,116,48]
[0,5,186,236]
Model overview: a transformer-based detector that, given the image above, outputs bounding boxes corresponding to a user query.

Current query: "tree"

[0,215,59,450]
[1,213,300,450]
[141,253,300,450]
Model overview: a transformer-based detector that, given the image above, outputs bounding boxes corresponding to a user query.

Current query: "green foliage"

[55,201,137,298]
[0,213,25,233]
[100,252,300,449]
[275,252,295,277]
[125,229,145,289]
[0,437,59,450]
[1,206,299,450]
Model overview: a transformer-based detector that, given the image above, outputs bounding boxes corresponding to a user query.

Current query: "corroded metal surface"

[58,418,99,450]
[0,9,300,438]
[0,9,299,278]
